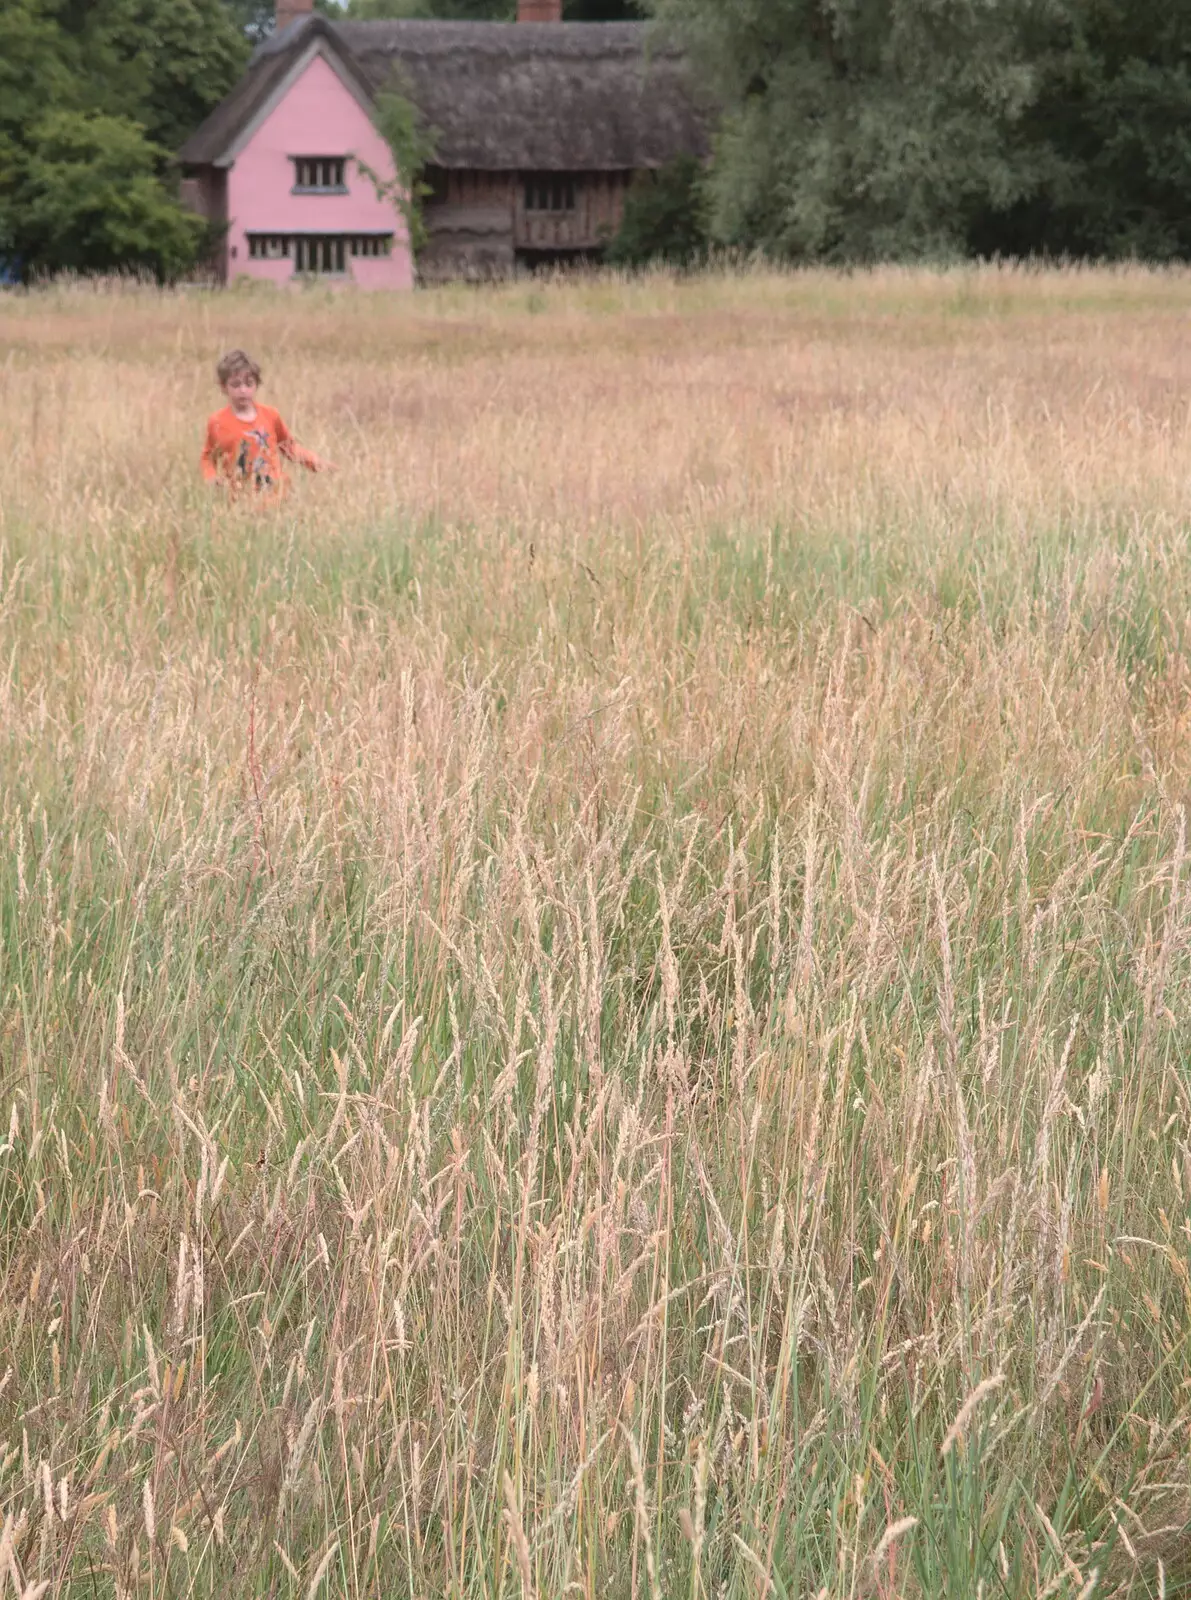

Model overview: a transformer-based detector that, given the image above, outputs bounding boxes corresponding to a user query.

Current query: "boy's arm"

[276,412,331,472]
[200,418,222,483]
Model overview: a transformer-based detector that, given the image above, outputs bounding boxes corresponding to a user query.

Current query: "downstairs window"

[244,235,393,274]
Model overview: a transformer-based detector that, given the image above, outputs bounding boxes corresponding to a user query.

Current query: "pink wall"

[224,51,413,290]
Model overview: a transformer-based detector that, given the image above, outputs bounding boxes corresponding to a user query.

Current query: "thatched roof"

[180,15,709,173]
[178,45,310,169]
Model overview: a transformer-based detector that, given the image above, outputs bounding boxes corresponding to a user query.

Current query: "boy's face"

[222,369,258,413]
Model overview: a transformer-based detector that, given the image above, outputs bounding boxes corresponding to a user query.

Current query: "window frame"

[247,234,291,260]
[348,236,393,259]
[293,235,346,275]
[291,156,349,194]
[524,174,578,215]
[245,234,395,275]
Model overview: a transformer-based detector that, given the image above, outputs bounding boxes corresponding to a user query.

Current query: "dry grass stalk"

[1,265,1191,1596]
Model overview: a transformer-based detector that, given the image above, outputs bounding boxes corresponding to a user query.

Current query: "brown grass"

[2,263,1191,1598]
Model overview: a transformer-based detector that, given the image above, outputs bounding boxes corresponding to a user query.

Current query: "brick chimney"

[518,0,562,19]
[275,0,312,33]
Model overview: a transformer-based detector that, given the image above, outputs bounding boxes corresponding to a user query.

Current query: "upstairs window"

[525,175,577,213]
[292,157,347,192]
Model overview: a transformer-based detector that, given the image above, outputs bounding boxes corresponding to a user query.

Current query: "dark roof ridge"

[256,15,674,63]
[249,11,342,65]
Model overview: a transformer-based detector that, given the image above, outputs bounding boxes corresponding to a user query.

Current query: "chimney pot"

[275,0,313,34]
[517,0,562,19]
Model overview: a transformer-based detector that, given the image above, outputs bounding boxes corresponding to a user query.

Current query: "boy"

[201,350,332,494]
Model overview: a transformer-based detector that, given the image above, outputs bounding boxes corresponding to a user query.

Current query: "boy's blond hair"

[217,349,262,387]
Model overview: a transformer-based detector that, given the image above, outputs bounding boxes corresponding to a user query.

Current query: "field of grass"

[4,264,1191,1598]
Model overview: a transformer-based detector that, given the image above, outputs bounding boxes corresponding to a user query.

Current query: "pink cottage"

[180,0,707,286]
[180,0,413,288]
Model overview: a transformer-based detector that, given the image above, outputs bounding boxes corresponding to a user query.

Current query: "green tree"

[77,0,250,153]
[607,153,708,267]
[650,0,1191,264]
[341,0,512,18]
[0,0,78,261]
[0,0,245,278]
[0,0,78,137]
[978,0,1191,259]
[650,0,1068,262]
[562,0,643,15]
[17,110,207,276]
[340,0,641,18]
[222,0,275,38]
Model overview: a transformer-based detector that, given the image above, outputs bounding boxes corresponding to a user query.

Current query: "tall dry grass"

[3,264,1191,1596]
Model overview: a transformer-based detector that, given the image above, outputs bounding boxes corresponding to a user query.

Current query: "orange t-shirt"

[200,404,317,493]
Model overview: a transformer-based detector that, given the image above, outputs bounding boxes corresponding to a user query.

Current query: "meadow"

[4,265,1191,1598]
